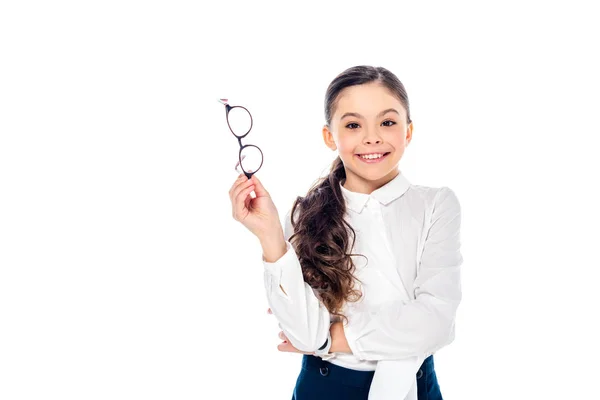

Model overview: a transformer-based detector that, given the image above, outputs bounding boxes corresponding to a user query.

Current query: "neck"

[342,168,400,194]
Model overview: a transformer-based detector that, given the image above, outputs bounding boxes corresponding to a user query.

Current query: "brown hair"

[288,65,413,323]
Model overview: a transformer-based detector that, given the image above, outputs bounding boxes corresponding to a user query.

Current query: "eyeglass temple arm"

[218,99,232,113]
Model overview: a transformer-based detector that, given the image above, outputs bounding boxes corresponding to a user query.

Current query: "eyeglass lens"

[228,107,252,137]
[239,146,262,174]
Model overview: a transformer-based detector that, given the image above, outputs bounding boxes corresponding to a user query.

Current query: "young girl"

[228,65,462,400]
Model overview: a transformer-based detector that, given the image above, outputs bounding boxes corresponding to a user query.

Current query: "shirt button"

[416,369,423,379]
[319,366,329,376]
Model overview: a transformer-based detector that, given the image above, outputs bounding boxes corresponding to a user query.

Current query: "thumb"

[250,174,270,197]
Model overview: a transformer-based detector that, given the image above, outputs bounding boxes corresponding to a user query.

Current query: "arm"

[329,321,352,353]
[262,208,331,353]
[342,187,463,361]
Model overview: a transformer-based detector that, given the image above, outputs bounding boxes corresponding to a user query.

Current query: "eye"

[382,120,396,127]
[346,123,360,130]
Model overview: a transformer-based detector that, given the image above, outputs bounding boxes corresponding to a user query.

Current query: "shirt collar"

[339,171,411,213]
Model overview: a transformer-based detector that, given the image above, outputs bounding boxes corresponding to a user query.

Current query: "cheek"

[340,145,354,154]
[336,140,358,154]
[389,132,408,148]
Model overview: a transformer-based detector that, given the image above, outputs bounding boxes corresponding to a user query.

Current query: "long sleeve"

[262,208,331,353]
[344,187,463,361]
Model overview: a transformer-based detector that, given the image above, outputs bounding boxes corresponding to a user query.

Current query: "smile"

[355,152,390,164]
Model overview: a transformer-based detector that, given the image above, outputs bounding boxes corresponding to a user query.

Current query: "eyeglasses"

[218,99,264,179]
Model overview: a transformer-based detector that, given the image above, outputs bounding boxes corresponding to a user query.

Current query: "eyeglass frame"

[218,99,264,179]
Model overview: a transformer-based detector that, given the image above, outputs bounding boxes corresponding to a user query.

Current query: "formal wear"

[262,171,462,399]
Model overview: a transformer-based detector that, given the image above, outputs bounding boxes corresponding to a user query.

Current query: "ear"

[405,121,413,146]
[322,125,337,151]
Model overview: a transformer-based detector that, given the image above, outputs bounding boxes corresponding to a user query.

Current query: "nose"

[364,137,382,145]
[363,128,383,145]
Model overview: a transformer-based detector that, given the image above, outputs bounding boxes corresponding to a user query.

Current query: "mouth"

[355,152,390,164]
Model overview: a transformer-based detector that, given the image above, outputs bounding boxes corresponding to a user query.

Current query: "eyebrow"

[340,108,400,120]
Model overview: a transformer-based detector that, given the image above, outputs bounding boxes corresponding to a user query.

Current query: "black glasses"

[219,99,264,179]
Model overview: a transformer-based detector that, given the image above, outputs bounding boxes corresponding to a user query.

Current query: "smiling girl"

[229,65,462,400]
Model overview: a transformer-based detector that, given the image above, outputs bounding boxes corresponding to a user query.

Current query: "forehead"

[334,83,403,116]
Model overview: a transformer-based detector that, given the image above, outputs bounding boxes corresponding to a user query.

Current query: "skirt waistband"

[301,355,375,389]
[301,354,435,389]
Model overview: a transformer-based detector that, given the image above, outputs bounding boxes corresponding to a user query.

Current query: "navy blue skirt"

[291,354,442,400]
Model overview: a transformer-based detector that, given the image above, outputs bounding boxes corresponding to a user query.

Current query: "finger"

[277,341,307,354]
[230,180,253,220]
[250,174,269,197]
[234,181,256,214]
[234,184,256,213]
[244,184,256,208]
[278,331,289,341]
[277,342,295,352]
[231,181,251,214]
[278,342,312,355]
[228,174,248,197]
[230,178,253,203]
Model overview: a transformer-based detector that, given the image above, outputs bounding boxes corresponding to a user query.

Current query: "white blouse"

[262,171,463,400]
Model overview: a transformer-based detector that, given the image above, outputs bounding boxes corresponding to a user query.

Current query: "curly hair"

[287,65,413,324]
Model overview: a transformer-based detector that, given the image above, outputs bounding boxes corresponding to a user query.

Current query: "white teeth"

[360,153,384,159]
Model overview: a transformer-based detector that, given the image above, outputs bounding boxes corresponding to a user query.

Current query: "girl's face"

[323,82,413,193]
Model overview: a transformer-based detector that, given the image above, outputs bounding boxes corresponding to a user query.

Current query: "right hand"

[228,173,282,241]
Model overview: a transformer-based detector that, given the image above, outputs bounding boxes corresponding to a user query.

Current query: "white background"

[1,1,599,399]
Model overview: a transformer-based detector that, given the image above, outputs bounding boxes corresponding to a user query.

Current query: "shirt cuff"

[318,352,336,361]
[262,241,294,277]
